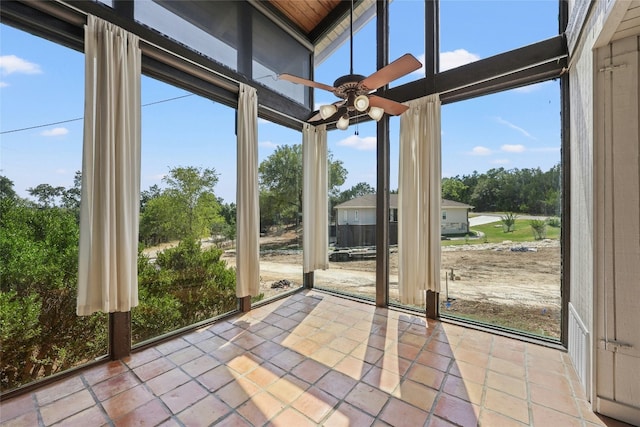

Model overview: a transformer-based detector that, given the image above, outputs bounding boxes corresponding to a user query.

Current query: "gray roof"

[334,194,473,210]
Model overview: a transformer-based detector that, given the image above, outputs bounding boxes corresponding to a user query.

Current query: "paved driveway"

[469,215,502,227]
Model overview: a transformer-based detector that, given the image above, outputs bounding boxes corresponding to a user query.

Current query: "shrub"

[530,219,547,240]
[500,212,518,233]
[547,217,561,228]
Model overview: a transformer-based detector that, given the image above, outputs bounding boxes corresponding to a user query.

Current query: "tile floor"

[0,290,632,426]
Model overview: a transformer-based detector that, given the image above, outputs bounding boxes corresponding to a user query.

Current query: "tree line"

[442,165,561,215]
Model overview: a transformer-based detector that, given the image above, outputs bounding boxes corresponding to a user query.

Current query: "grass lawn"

[442,218,560,246]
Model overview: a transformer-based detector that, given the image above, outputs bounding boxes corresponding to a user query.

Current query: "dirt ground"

[225,230,561,338]
[149,229,562,338]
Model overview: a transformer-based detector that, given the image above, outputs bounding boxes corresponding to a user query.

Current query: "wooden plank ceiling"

[267,0,343,34]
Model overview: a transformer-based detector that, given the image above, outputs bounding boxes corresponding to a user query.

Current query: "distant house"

[334,194,473,247]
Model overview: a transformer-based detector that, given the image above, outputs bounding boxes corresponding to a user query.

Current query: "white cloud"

[259,140,279,149]
[513,81,551,94]
[468,146,492,156]
[501,144,526,153]
[0,81,8,88]
[0,55,42,75]
[55,168,67,175]
[40,127,69,137]
[150,174,166,181]
[337,135,376,151]
[440,49,481,72]
[495,117,535,139]
[413,49,480,75]
[530,146,560,153]
[492,159,511,165]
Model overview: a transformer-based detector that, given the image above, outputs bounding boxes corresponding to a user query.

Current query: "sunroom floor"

[0,290,631,426]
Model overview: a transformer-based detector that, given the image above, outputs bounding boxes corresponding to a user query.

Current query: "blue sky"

[0,1,560,205]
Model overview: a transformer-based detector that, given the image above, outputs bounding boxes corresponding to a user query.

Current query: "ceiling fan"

[278,1,422,130]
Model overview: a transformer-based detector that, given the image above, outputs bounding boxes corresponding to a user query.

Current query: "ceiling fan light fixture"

[319,104,338,120]
[368,106,385,121]
[336,114,350,130]
[354,95,369,112]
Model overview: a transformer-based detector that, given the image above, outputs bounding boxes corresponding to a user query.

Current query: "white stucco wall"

[336,207,376,225]
[337,206,468,234]
[441,208,469,234]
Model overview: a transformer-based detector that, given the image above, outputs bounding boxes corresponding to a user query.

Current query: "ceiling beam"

[381,35,568,104]
[0,1,84,52]
[440,59,567,105]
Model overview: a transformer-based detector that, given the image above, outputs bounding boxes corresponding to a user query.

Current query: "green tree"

[0,196,107,391]
[335,182,375,203]
[442,177,469,202]
[258,144,346,227]
[139,166,224,245]
[133,238,237,342]
[0,176,17,201]
[163,166,220,237]
[61,171,82,220]
[27,183,65,208]
[140,184,162,213]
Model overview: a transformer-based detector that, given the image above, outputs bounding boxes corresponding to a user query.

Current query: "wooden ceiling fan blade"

[359,54,422,91]
[278,73,336,92]
[369,95,409,116]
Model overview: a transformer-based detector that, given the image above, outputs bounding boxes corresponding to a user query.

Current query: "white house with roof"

[334,194,473,247]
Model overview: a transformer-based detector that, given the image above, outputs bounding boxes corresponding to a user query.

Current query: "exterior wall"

[336,208,469,239]
[566,0,640,404]
[336,207,376,226]
[592,35,640,422]
[336,223,398,247]
[441,208,469,235]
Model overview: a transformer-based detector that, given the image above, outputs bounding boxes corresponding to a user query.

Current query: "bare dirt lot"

[227,231,561,338]
[151,229,562,338]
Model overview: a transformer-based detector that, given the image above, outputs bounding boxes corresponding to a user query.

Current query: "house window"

[442,211,447,220]
[354,210,358,221]
[390,208,398,222]
[343,210,347,222]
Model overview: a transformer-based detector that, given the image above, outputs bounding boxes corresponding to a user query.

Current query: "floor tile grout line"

[77,374,112,427]
[31,390,45,427]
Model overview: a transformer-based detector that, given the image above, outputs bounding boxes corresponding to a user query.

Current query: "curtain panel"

[236,83,260,298]
[398,94,442,305]
[302,123,329,273]
[77,15,141,315]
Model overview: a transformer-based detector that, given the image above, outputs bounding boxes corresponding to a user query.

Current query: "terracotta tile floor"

[0,291,633,426]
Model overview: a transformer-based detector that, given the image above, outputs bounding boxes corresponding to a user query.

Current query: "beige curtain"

[236,83,260,298]
[77,16,141,315]
[398,94,441,305]
[302,123,329,273]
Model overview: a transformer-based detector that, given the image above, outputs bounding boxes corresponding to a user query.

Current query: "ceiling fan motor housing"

[332,74,370,99]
